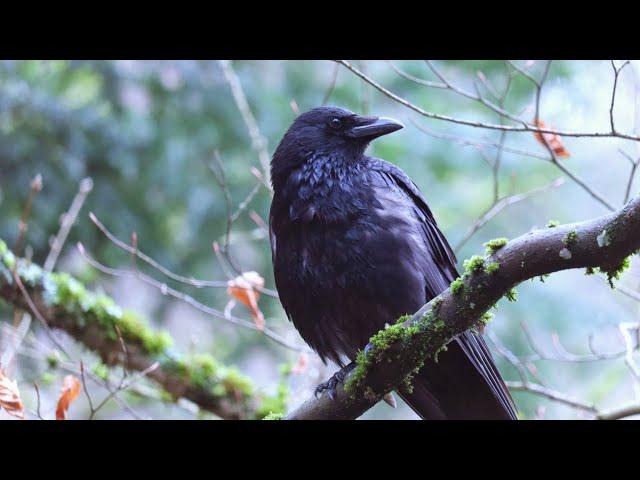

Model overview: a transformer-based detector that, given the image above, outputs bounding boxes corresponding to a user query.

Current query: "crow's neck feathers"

[275,151,373,224]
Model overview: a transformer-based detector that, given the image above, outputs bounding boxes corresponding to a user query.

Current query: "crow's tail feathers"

[398,331,517,420]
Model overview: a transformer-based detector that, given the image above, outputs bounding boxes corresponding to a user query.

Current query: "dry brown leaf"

[533,120,570,158]
[55,375,81,420]
[0,368,25,419]
[227,271,266,330]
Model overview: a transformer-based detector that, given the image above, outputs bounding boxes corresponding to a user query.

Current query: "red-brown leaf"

[55,375,81,420]
[227,271,266,330]
[533,120,570,158]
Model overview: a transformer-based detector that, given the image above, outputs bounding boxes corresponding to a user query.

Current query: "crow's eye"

[329,118,342,129]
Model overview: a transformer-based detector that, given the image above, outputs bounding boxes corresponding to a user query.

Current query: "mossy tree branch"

[0,240,283,420]
[286,195,640,420]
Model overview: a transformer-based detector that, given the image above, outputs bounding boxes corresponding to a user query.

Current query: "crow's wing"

[269,199,294,325]
[368,158,458,285]
[369,157,517,419]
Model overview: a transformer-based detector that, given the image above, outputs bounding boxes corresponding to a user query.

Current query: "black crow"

[269,106,517,419]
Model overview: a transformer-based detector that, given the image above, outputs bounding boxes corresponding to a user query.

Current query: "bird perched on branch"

[269,106,517,419]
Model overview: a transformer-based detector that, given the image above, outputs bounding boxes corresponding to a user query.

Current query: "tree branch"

[597,402,640,420]
[336,60,640,141]
[0,241,281,420]
[505,381,598,415]
[286,194,640,420]
[218,60,273,189]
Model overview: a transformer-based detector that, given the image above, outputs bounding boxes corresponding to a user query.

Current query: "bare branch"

[533,61,552,125]
[388,61,446,89]
[486,331,530,383]
[505,381,597,414]
[610,60,630,134]
[32,382,44,420]
[88,211,278,297]
[322,62,340,105]
[619,149,639,204]
[13,174,43,258]
[411,120,549,161]
[597,402,640,420]
[616,283,640,302]
[507,61,540,86]
[44,177,93,272]
[335,60,640,141]
[423,60,525,125]
[77,242,309,353]
[454,178,565,252]
[218,60,273,188]
[619,322,640,390]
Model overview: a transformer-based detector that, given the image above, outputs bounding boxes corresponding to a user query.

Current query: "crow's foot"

[314,363,356,400]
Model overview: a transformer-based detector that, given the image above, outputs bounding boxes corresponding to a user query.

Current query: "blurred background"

[1,60,639,420]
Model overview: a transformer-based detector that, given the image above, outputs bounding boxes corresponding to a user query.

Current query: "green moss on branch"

[485,261,500,274]
[484,237,508,255]
[463,255,485,273]
[344,301,453,400]
[563,230,578,247]
[0,238,285,420]
[586,256,633,288]
[47,272,173,355]
[450,277,464,295]
[263,412,284,420]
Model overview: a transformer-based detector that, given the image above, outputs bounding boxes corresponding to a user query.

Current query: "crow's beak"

[348,117,404,139]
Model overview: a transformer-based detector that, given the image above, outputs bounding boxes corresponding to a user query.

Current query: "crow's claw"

[314,377,339,400]
[314,364,355,400]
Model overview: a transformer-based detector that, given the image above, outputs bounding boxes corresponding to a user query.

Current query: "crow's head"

[271,106,403,189]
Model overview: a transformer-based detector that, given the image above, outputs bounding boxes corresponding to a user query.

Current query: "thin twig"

[77,242,309,353]
[527,64,616,213]
[610,60,630,134]
[520,321,632,363]
[79,361,96,415]
[597,403,640,420]
[549,153,615,211]
[533,61,552,125]
[387,61,447,89]
[44,177,93,272]
[616,283,640,302]
[32,382,44,420]
[411,120,549,161]
[12,174,43,329]
[322,62,340,104]
[454,177,565,252]
[619,149,639,204]
[218,60,273,189]
[13,174,43,257]
[619,322,640,399]
[486,331,529,383]
[424,60,525,125]
[12,269,74,361]
[89,362,160,419]
[88,212,278,297]
[207,150,241,274]
[505,381,598,414]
